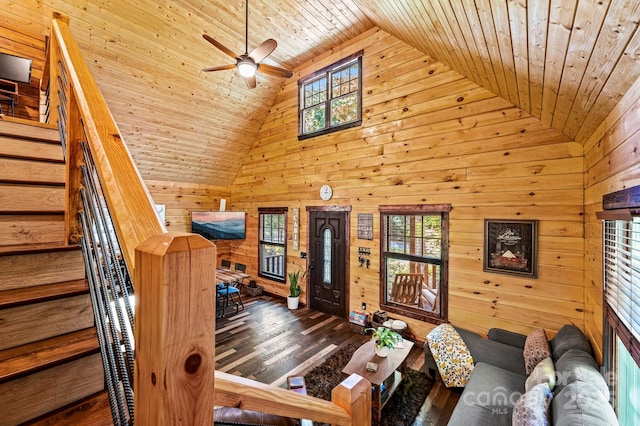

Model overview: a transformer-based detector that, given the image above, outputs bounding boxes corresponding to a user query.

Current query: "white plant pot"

[374,344,390,358]
[287,296,300,310]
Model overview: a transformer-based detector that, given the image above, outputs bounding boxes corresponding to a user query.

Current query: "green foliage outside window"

[299,52,362,138]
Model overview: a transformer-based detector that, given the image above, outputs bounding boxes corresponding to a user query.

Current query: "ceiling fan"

[202,0,293,89]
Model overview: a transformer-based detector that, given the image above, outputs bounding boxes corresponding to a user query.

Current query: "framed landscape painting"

[484,219,538,278]
[191,211,246,240]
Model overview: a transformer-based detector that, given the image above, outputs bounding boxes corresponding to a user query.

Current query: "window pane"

[330,93,358,126]
[260,243,285,278]
[323,228,332,283]
[616,337,640,425]
[385,258,441,313]
[302,105,326,134]
[304,79,327,108]
[385,214,442,258]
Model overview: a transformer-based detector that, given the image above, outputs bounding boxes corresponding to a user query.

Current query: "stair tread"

[0,328,99,383]
[0,279,89,309]
[0,242,79,256]
[0,116,59,143]
[24,390,112,426]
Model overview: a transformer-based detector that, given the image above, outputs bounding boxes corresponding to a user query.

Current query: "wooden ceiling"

[6,1,640,186]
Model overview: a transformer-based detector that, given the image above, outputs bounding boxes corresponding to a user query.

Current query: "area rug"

[304,343,433,426]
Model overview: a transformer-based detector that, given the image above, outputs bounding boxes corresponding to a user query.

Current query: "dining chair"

[221,259,232,269]
[222,263,247,310]
[234,263,247,282]
[216,283,239,317]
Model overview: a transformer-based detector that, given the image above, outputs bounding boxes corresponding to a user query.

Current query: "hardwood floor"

[214,294,460,425]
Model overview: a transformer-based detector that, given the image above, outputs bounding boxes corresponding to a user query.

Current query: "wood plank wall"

[145,179,232,261]
[230,27,586,341]
[0,21,46,121]
[583,81,640,363]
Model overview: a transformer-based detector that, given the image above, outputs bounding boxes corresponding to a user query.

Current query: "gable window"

[379,204,450,323]
[298,50,363,139]
[258,208,287,283]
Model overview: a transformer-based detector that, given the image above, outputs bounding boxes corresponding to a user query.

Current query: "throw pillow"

[524,328,551,374]
[513,382,553,426]
[525,357,555,392]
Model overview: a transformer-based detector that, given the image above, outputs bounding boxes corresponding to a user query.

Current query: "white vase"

[374,344,390,358]
[287,296,299,309]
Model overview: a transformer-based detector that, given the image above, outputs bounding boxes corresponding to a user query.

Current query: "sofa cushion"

[512,382,553,426]
[525,357,555,392]
[447,362,526,426]
[554,349,610,400]
[457,328,527,376]
[552,381,618,426]
[524,328,551,374]
[550,324,592,360]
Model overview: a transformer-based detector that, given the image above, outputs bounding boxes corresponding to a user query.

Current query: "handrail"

[215,371,370,426]
[48,12,164,273]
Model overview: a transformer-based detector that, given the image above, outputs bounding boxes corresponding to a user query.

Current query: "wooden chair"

[221,259,231,269]
[389,273,422,306]
[0,79,17,117]
[225,263,247,310]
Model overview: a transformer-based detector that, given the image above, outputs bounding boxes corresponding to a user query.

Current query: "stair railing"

[44,12,370,426]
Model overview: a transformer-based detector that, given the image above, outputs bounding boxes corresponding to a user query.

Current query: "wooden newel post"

[134,233,217,425]
[331,374,371,426]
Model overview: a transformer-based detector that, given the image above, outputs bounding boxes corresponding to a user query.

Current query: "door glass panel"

[323,228,332,283]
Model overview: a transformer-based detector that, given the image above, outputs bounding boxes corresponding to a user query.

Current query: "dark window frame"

[598,185,640,368]
[379,204,450,324]
[258,207,288,283]
[298,50,363,140]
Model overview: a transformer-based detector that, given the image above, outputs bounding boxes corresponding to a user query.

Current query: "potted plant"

[366,326,402,357]
[287,268,305,309]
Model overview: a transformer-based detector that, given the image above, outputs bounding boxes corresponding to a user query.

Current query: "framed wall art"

[484,219,538,278]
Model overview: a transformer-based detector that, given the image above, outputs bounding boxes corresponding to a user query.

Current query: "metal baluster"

[79,167,135,424]
[79,213,127,426]
[76,135,136,424]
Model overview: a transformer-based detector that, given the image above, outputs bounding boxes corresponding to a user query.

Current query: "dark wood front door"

[308,208,349,317]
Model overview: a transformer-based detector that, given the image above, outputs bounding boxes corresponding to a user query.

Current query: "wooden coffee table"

[342,338,414,425]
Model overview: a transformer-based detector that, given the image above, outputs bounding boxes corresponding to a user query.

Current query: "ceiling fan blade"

[248,39,277,63]
[203,34,239,59]
[245,75,257,89]
[202,64,236,72]
[257,63,293,79]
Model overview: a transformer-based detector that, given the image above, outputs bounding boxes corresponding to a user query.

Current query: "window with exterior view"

[258,208,287,283]
[380,205,450,323]
[298,51,363,139]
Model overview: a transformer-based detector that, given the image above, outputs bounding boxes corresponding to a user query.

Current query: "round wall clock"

[320,184,333,201]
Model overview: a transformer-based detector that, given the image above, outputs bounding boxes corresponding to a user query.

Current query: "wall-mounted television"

[0,52,32,84]
[191,211,246,240]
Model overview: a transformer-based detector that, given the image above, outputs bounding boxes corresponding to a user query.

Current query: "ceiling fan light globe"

[237,59,257,78]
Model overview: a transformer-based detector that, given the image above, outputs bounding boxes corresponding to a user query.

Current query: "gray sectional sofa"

[424,324,618,425]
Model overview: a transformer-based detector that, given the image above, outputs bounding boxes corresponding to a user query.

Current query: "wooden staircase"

[0,117,108,425]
